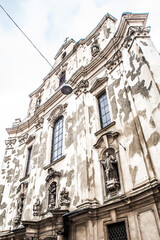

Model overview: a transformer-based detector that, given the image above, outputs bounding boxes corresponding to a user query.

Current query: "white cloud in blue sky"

[0,0,160,163]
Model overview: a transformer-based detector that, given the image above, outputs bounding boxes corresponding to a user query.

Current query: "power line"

[0,4,54,69]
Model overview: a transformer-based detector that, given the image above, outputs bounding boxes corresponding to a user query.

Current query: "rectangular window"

[107,221,128,240]
[59,71,65,86]
[51,117,64,162]
[98,92,111,128]
[25,147,32,176]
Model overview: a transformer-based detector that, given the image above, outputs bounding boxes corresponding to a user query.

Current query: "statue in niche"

[91,41,100,57]
[60,187,70,207]
[35,94,41,110]
[48,182,57,209]
[33,198,41,216]
[14,197,24,226]
[102,152,120,195]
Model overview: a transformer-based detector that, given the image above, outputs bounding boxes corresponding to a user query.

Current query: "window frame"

[59,71,66,87]
[50,116,64,163]
[98,91,111,129]
[104,219,130,240]
[25,146,32,177]
[106,221,128,240]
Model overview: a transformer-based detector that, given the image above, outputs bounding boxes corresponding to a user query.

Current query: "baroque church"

[0,12,160,240]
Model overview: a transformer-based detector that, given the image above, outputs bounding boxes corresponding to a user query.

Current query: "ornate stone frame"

[94,131,124,201]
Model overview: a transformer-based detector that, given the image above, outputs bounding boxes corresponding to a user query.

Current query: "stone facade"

[0,12,160,240]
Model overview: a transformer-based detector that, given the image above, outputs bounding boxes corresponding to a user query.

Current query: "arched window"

[51,117,64,162]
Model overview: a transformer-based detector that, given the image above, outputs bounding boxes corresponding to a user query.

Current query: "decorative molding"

[74,79,89,96]
[18,133,28,145]
[45,168,61,182]
[106,50,122,71]
[26,134,36,145]
[76,198,99,209]
[90,77,108,93]
[12,118,21,127]
[48,104,68,124]
[94,121,116,137]
[122,26,151,49]
[94,130,119,149]
[5,138,16,149]
[35,117,44,130]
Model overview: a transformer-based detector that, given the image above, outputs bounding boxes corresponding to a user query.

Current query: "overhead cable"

[0,4,53,69]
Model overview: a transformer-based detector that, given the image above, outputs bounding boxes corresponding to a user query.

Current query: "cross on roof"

[64,37,69,44]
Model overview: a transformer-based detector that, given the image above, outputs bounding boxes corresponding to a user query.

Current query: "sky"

[0,0,160,164]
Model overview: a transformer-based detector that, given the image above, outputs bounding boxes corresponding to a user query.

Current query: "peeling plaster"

[73,196,80,206]
[147,131,160,147]
[129,165,138,186]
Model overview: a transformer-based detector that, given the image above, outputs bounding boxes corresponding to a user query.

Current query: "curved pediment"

[48,103,68,124]
[90,77,108,93]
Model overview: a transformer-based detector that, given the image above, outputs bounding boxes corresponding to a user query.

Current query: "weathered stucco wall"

[0,12,160,240]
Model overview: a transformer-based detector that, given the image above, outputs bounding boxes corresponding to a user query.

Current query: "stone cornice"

[6,13,149,135]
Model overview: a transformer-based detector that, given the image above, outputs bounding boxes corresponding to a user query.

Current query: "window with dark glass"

[59,71,66,86]
[107,221,128,240]
[25,147,32,176]
[98,92,111,128]
[51,117,64,162]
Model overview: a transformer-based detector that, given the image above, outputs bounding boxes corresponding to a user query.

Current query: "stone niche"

[94,131,121,198]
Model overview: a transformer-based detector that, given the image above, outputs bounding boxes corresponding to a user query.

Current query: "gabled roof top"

[54,13,117,60]
[54,38,76,60]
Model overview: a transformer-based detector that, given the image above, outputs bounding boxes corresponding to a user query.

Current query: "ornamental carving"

[48,104,68,124]
[45,168,61,182]
[5,138,16,149]
[33,198,41,216]
[122,26,151,48]
[18,133,28,145]
[91,43,100,57]
[48,182,57,210]
[90,77,108,93]
[14,196,24,227]
[74,79,89,95]
[106,50,122,71]
[35,117,44,130]
[60,187,70,207]
[101,151,120,197]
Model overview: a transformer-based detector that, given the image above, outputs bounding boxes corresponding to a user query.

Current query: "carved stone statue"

[33,198,41,216]
[35,94,41,109]
[60,187,70,207]
[91,43,100,57]
[14,197,24,226]
[48,182,57,209]
[102,152,120,195]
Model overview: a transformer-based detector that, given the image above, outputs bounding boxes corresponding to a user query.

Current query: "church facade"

[0,12,160,240]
